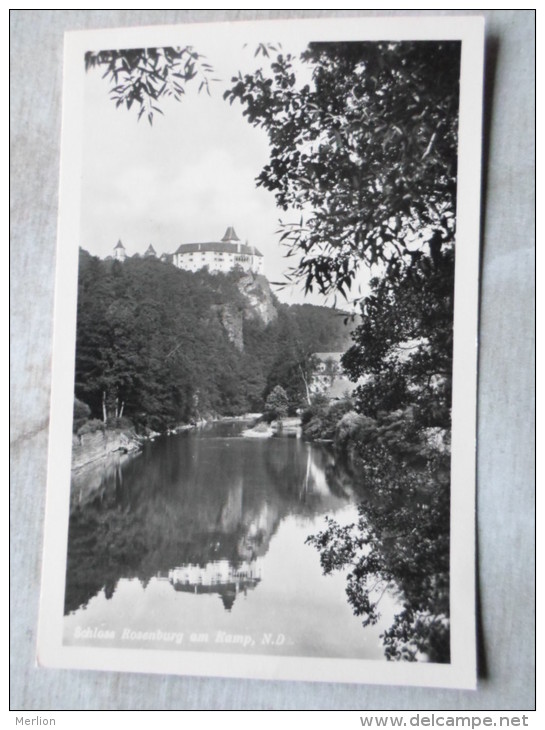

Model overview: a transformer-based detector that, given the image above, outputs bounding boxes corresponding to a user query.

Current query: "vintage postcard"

[38,16,483,688]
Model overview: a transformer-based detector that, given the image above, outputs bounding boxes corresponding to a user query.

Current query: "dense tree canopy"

[307,437,450,662]
[74,250,352,430]
[264,384,289,420]
[343,247,454,427]
[225,41,460,297]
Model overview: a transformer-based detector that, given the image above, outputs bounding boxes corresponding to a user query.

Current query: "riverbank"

[242,417,301,439]
[301,399,451,476]
[72,413,265,471]
[71,427,144,471]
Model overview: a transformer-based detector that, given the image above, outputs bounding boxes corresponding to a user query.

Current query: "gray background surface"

[10,9,535,710]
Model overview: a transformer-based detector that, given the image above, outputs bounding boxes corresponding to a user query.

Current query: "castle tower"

[221,226,240,243]
[113,239,126,261]
[144,243,157,258]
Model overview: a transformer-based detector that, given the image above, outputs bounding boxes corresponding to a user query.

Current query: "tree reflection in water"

[306,445,450,663]
[65,423,449,662]
[64,426,355,616]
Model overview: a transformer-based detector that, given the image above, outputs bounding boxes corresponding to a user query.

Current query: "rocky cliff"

[238,273,277,326]
[217,272,278,350]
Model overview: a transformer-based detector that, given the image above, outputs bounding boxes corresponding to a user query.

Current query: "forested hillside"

[74,249,353,431]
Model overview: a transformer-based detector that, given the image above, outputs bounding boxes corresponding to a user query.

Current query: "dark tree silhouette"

[264,384,289,420]
[225,41,460,297]
[343,247,454,428]
[85,46,216,124]
[306,440,450,662]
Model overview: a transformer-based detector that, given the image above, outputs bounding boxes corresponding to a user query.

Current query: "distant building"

[113,239,126,262]
[110,226,264,275]
[310,352,354,400]
[173,226,264,275]
[310,353,343,394]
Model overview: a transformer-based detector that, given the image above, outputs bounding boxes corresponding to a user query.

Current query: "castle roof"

[145,244,157,256]
[221,226,240,242]
[114,240,125,250]
[174,241,262,257]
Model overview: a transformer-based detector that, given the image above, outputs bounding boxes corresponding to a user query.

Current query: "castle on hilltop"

[112,226,264,276]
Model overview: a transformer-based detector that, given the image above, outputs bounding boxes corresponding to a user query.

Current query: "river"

[63,420,400,660]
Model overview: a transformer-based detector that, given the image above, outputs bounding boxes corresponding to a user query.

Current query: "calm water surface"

[64,421,399,659]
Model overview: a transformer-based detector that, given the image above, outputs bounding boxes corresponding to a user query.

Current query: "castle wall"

[112,232,264,275]
[174,250,263,275]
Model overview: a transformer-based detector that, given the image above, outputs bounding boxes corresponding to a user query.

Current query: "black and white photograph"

[36,17,484,688]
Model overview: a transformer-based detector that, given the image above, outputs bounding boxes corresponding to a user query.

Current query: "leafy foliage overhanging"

[85,46,215,124]
[224,41,460,298]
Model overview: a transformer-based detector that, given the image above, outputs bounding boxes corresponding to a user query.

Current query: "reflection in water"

[64,423,359,621]
[168,559,262,612]
[64,422,448,662]
[307,443,450,663]
[65,422,401,659]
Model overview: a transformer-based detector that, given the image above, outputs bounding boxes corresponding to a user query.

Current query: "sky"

[80,38,369,308]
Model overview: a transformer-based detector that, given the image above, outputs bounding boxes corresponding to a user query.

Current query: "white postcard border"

[37,16,484,690]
